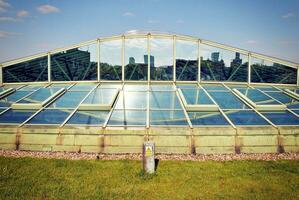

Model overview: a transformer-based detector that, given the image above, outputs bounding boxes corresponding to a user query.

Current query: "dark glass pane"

[176,40,198,81]
[208,91,248,109]
[150,110,188,126]
[48,91,88,108]
[188,111,229,125]
[150,91,181,109]
[27,109,72,124]
[67,111,109,125]
[225,110,269,126]
[181,89,214,105]
[125,38,148,80]
[108,110,146,126]
[251,58,296,84]
[0,91,31,107]
[150,38,173,80]
[51,44,97,81]
[0,109,35,124]
[261,111,299,125]
[3,56,48,83]
[200,44,248,82]
[100,40,122,80]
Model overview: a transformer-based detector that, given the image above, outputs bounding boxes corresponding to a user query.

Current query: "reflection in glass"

[188,111,229,125]
[181,89,214,105]
[150,92,181,109]
[200,44,248,82]
[261,111,299,125]
[0,109,36,124]
[208,91,248,109]
[150,110,188,126]
[251,58,297,84]
[48,91,88,108]
[150,38,173,80]
[108,110,146,126]
[67,111,109,125]
[115,91,147,109]
[176,40,198,81]
[100,40,122,80]
[0,91,32,107]
[125,38,148,80]
[3,56,48,83]
[225,110,269,126]
[51,44,97,81]
[27,109,72,124]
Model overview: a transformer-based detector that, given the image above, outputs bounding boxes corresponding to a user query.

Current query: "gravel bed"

[0,150,298,161]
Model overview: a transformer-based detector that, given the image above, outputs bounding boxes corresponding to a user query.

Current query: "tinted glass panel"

[27,109,72,124]
[150,110,188,126]
[150,38,173,80]
[100,40,122,80]
[181,89,214,105]
[3,56,48,83]
[251,57,296,84]
[51,44,97,81]
[115,91,147,109]
[49,91,88,108]
[67,111,109,125]
[209,91,248,109]
[0,109,35,124]
[108,110,146,126]
[188,111,229,125]
[261,111,299,125]
[0,91,31,107]
[83,89,118,104]
[18,88,58,104]
[200,44,248,81]
[150,92,181,109]
[238,89,281,105]
[176,40,198,81]
[69,83,97,91]
[225,110,269,126]
[125,38,148,80]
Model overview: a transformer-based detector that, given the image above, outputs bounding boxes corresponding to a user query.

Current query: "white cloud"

[17,10,29,17]
[0,0,10,12]
[0,16,16,22]
[0,30,20,38]
[123,12,135,17]
[176,19,184,24]
[147,19,160,24]
[37,4,60,14]
[245,40,258,44]
[282,12,295,19]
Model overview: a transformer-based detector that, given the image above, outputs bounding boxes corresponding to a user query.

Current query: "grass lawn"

[0,157,298,200]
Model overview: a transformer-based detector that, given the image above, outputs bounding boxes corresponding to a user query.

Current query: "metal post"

[122,35,125,82]
[0,65,3,86]
[147,33,151,82]
[47,52,51,83]
[97,39,100,82]
[248,53,251,86]
[143,141,155,174]
[173,35,176,82]
[297,66,299,86]
[198,39,201,83]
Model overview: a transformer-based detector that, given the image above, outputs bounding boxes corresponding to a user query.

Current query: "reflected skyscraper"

[211,52,220,62]
[144,55,154,67]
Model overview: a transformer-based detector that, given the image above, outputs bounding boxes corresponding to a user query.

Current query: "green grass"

[0,157,298,200]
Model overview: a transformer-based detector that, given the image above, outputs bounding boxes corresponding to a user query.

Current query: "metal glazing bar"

[173,83,193,128]
[198,40,201,83]
[147,34,151,82]
[198,83,236,129]
[146,83,150,128]
[47,53,51,83]
[248,53,251,86]
[97,39,100,82]
[297,66,299,86]
[173,35,176,82]
[122,35,125,82]
[0,65,2,86]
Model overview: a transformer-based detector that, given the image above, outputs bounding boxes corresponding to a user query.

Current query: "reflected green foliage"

[176,59,198,81]
[100,63,122,80]
[125,63,147,80]
[150,65,173,80]
[251,62,296,84]
[3,56,48,83]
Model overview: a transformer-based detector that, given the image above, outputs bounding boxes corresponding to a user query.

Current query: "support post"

[47,52,51,83]
[198,39,201,83]
[248,53,251,86]
[97,39,100,82]
[173,35,176,82]
[121,35,125,82]
[0,65,3,86]
[147,33,151,83]
[143,141,155,174]
[297,66,299,86]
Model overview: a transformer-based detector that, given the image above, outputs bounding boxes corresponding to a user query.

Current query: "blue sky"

[0,0,298,63]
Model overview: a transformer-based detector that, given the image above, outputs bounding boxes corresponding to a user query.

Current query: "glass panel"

[202,84,228,91]
[176,40,198,81]
[251,57,297,84]
[150,84,175,91]
[99,83,122,89]
[150,110,188,126]
[188,111,229,125]
[200,44,248,81]
[261,111,299,125]
[27,109,72,124]
[48,83,71,90]
[108,110,146,126]
[288,101,299,109]
[100,40,122,80]
[208,91,248,109]
[291,110,299,115]
[48,91,88,108]
[3,56,48,83]
[176,84,198,90]
[18,88,59,104]
[115,91,147,109]
[150,38,173,80]
[150,92,181,109]
[69,83,97,91]
[83,89,118,104]
[67,111,109,125]
[265,91,296,104]
[237,88,281,105]
[0,109,35,124]
[51,44,97,81]
[125,38,148,80]
[0,91,31,107]
[124,84,147,91]
[181,89,214,105]
[225,110,269,126]
[253,86,279,92]
[19,85,43,91]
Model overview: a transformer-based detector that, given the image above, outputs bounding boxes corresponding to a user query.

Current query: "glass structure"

[0,31,298,129]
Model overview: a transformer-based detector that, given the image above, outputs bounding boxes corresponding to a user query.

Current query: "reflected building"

[144,55,155,67]
[211,52,220,62]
